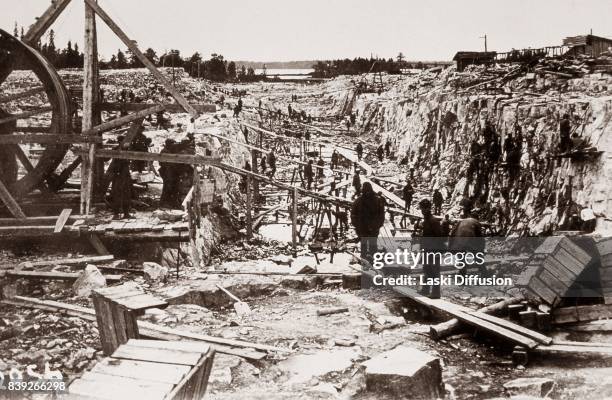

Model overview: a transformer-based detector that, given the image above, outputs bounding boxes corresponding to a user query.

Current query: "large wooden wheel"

[0,28,73,198]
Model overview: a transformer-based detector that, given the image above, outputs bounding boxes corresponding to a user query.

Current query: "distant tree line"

[11,25,84,69]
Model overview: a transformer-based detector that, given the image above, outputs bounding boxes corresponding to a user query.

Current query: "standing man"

[432,188,444,216]
[559,113,572,153]
[304,160,314,190]
[109,136,133,219]
[449,199,486,276]
[385,140,391,158]
[267,150,277,178]
[159,139,177,208]
[317,157,325,180]
[351,182,385,261]
[400,180,414,228]
[376,145,384,162]
[356,143,364,161]
[417,199,443,299]
[331,150,339,170]
[352,170,362,198]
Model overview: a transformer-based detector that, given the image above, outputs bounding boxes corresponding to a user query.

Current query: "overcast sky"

[4,0,612,62]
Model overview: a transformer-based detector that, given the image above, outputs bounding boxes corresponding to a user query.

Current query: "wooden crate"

[68,339,215,400]
[597,237,612,304]
[525,237,592,306]
[92,284,168,355]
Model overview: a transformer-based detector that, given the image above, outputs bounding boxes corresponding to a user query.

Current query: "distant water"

[255,68,314,79]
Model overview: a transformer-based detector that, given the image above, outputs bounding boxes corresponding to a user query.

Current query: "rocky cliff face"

[321,63,612,235]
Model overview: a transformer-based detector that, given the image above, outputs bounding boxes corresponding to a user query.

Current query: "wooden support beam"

[0,134,101,145]
[24,0,73,44]
[88,233,110,256]
[80,0,100,215]
[0,214,91,227]
[94,149,220,165]
[13,126,52,133]
[246,176,253,239]
[0,179,26,219]
[292,187,298,250]
[53,208,73,233]
[83,104,165,137]
[0,107,53,126]
[83,0,197,116]
[99,102,216,113]
[0,87,45,104]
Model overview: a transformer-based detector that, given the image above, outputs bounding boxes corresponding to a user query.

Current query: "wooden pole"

[80,0,99,215]
[0,179,26,219]
[292,187,298,250]
[23,0,73,45]
[246,176,253,239]
[83,0,197,117]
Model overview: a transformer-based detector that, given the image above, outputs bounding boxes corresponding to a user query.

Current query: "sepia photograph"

[0,0,612,399]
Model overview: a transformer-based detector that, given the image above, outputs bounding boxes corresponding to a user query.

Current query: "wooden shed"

[563,34,612,57]
[452,51,497,72]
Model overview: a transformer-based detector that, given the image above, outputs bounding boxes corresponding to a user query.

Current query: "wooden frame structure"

[0,0,219,222]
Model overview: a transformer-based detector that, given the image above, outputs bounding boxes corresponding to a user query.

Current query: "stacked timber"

[597,237,612,304]
[523,237,592,306]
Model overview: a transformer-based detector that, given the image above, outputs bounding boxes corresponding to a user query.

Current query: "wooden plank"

[54,208,73,233]
[528,276,559,306]
[534,236,563,254]
[69,374,170,400]
[0,107,53,125]
[26,255,114,267]
[559,238,592,266]
[553,303,612,324]
[0,179,26,219]
[0,214,91,226]
[112,294,167,311]
[0,134,101,145]
[0,87,45,104]
[5,296,269,360]
[127,339,211,355]
[5,270,122,282]
[111,344,202,366]
[94,149,220,165]
[88,233,110,255]
[92,294,117,356]
[99,102,216,113]
[110,302,129,346]
[24,0,73,44]
[362,271,539,348]
[91,358,189,385]
[83,0,196,116]
[538,268,570,297]
[84,104,165,137]
[552,248,588,276]
[468,311,553,345]
[542,256,577,286]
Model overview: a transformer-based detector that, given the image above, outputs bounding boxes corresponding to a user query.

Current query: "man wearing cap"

[417,198,443,298]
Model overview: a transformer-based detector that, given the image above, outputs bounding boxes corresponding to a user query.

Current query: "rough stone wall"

[325,67,612,235]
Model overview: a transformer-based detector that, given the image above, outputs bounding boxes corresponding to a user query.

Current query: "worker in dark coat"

[432,189,444,215]
[316,157,325,179]
[109,136,133,219]
[376,145,384,161]
[351,182,385,261]
[267,151,277,178]
[159,139,177,208]
[356,143,364,161]
[385,140,391,157]
[304,160,314,190]
[400,180,414,228]
[260,155,267,176]
[130,125,149,172]
[417,198,443,298]
[559,113,572,153]
[331,150,339,170]
[449,199,486,276]
[352,170,362,197]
